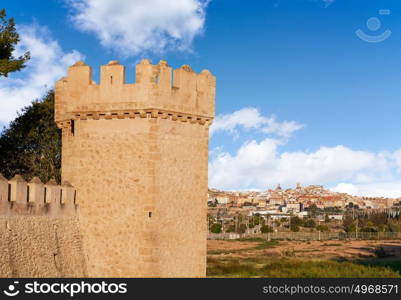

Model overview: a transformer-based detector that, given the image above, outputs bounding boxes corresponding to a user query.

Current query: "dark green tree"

[248,215,261,228]
[260,225,273,233]
[0,9,30,77]
[307,204,320,217]
[316,224,329,232]
[343,215,355,233]
[210,223,222,234]
[369,213,387,226]
[360,226,377,233]
[303,219,316,228]
[0,91,61,183]
[290,224,300,232]
[226,225,236,233]
[290,216,303,227]
[237,223,247,234]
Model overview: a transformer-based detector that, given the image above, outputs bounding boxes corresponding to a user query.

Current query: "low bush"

[207,257,400,278]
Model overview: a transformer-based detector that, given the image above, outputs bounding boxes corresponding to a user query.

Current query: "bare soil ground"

[208,239,401,260]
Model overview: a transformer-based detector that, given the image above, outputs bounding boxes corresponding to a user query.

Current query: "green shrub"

[361,226,378,233]
[290,224,300,232]
[237,224,247,234]
[260,225,273,233]
[316,225,329,232]
[226,225,236,233]
[290,216,302,226]
[207,258,401,278]
[210,223,222,234]
[374,247,393,258]
[304,219,316,228]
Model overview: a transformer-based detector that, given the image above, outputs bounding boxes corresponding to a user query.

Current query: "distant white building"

[328,214,343,221]
[296,211,308,218]
[281,202,301,213]
[215,196,229,204]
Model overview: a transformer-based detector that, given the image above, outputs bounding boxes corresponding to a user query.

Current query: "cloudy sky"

[2,0,401,197]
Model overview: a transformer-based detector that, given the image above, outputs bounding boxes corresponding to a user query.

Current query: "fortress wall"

[56,59,215,277]
[55,60,215,125]
[0,216,86,277]
[153,117,209,276]
[0,175,86,277]
[0,58,214,278]
[61,117,209,277]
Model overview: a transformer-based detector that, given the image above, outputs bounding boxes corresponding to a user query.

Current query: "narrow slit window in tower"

[7,184,11,202]
[71,120,75,136]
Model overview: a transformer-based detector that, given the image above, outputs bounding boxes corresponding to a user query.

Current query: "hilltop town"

[208,184,401,236]
[209,184,400,212]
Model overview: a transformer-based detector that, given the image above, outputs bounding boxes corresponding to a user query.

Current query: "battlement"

[55,59,216,126]
[0,174,77,217]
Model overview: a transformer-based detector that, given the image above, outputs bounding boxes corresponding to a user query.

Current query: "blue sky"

[2,0,401,196]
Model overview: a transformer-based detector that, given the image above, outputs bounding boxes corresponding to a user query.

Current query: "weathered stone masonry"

[55,59,215,277]
[0,174,86,277]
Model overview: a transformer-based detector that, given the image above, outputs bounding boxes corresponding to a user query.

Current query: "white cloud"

[209,140,392,191]
[0,24,83,124]
[209,108,401,197]
[331,182,401,199]
[210,107,304,138]
[306,0,335,8]
[330,183,359,196]
[66,0,209,57]
[322,0,335,8]
[393,149,401,172]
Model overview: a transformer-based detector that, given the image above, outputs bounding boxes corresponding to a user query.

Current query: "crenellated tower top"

[55,59,216,127]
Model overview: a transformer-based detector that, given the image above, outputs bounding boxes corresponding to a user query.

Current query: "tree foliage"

[248,215,262,228]
[226,225,235,233]
[290,224,300,232]
[316,224,329,232]
[307,204,320,217]
[0,9,30,77]
[210,223,222,234]
[343,215,355,232]
[237,223,247,234]
[369,213,387,226]
[0,91,61,183]
[290,216,302,227]
[303,219,316,228]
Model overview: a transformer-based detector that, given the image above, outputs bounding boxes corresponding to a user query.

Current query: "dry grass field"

[207,238,401,277]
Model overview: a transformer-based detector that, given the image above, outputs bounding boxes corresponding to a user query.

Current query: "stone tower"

[55,59,215,277]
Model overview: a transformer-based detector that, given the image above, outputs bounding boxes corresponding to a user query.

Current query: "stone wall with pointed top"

[55,59,215,128]
[0,174,77,217]
[0,174,86,277]
[55,59,214,277]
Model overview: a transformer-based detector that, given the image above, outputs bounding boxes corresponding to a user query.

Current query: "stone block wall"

[56,59,215,277]
[0,174,86,277]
